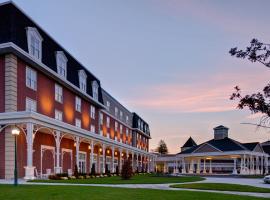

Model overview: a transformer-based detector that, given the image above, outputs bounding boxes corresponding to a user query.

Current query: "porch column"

[256,156,260,174]
[196,159,201,174]
[119,149,123,172]
[90,140,94,173]
[189,159,194,174]
[251,156,255,174]
[75,137,80,168]
[24,122,35,180]
[243,154,246,174]
[232,158,237,175]
[265,156,269,174]
[147,156,150,173]
[54,131,62,174]
[131,152,134,172]
[181,158,186,174]
[102,144,105,174]
[203,159,206,174]
[136,153,139,172]
[111,146,115,173]
[240,156,243,174]
[261,156,264,175]
[209,159,212,174]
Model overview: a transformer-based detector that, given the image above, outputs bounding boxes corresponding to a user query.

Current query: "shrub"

[74,164,79,178]
[48,175,60,180]
[121,159,133,180]
[56,173,68,177]
[91,163,96,176]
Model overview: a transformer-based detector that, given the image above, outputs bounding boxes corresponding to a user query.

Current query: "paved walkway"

[1,177,270,198]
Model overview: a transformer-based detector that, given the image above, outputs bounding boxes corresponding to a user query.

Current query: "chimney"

[214,125,229,140]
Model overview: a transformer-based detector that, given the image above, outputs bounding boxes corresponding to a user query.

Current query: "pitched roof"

[262,145,270,155]
[242,142,259,151]
[182,137,197,148]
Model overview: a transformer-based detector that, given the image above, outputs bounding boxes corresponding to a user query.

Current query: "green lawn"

[30,174,205,184]
[0,185,266,200]
[170,183,270,193]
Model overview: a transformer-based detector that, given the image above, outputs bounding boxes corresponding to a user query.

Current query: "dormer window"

[56,51,67,78]
[92,81,99,101]
[26,27,43,60]
[78,70,87,92]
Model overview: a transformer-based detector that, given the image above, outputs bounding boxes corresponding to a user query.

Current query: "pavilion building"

[156,125,269,175]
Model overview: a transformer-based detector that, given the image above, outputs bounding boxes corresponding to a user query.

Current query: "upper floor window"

[55,84,63,103]
[115,107,118,117]
[120,111,123,120]
[106,101,110,110]
[90,105,95,119]
[106,117,110,128]
[126,116,129,123]
[26,27,43,60]
[75,96,81,112]
[115,121,118,131]
[120,125,123,134]
[138,119,140,129]
[75,118,81,128]
[90,125,95,133]
[78,70,87,92]
[26,66,37,90]
[92,81,99,101]
[25,97,37,112]
[56,51,68,78]
[55,110,63,121]
[100,113,103,125]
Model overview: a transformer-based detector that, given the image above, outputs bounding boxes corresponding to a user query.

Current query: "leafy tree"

[121,159,133,180]
[156,140,168,154]
[230,39,270,126]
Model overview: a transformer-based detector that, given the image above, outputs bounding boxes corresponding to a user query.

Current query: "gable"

[193,143,221,153]
[253,144,264,153]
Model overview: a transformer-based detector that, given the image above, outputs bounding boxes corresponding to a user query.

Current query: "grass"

[30,174,205,184]
[170,183,270,193]
[0,184,266,200]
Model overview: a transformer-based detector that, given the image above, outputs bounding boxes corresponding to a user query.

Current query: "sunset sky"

[6,0,270,153]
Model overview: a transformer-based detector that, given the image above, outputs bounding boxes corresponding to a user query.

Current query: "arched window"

[92,81,99,101]
[55,51,68,78]
[26,27,43,60]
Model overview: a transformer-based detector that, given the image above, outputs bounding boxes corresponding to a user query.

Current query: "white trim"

[0,42,105,109]
[0,111,153,156]
[193,143,222,153]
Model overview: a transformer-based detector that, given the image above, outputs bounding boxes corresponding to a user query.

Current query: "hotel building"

[0,2,154,179]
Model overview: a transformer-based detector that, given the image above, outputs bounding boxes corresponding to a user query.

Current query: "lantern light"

[11,127,20,135]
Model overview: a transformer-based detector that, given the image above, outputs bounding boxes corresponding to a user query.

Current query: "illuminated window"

[56,51,67,78]
[78,70,87,92]
[75,118,81,128]
[55,110,63,121]
[75,96,81,112]
[92,81,99,101]
[115,122,118,131]
[120,125,123,134]
[26,66,37,90]
[90,105,95,119]
[55,84,63,103]
[25,97,36,112]
[26,27,43,60]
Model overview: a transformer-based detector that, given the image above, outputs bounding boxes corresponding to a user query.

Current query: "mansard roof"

[0,2,103,104]
[182,137,197,148]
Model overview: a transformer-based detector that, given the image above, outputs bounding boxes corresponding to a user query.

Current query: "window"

[90,105,95,119]
[106,101,110,110]
[106,117,110,128]
[25,97,37,112]
[115,122,118,131]
[55,84,63,103]
[26,27,43,60]
[78,70,87,92]
[100,113,103,125]
[75,118,81,128]
[120,111,123,120]
[26,67,37,90]
[92,81,99,101]
[56,51,68,78]
[120,125,123,134]
[126,116,129,123]
[75,96,81,112]
[55,110,63,121]
[138,119,140,129]
[115,107,118,117]
[91,125,95,133]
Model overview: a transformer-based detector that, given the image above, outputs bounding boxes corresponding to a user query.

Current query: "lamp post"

[11,127,20,186]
